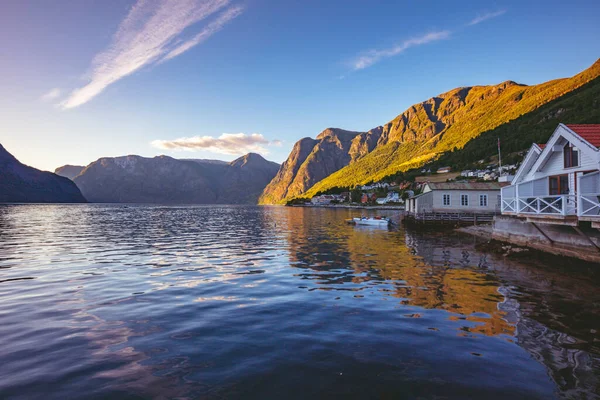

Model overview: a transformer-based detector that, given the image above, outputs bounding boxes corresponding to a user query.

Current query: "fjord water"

[0,205,599,399]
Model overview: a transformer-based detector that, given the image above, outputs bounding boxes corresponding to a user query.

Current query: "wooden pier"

[404,212,496,225]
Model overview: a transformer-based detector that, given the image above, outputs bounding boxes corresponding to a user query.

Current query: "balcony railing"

[578,193,600,217]
[501,195,577,216]
[501,172,600,219]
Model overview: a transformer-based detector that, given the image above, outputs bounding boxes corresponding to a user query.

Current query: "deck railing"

[501,171,600,219]
[578,193,600,217]
[501,195,577,216]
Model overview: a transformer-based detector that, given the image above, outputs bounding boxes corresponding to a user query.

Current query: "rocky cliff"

[258,128,363,204]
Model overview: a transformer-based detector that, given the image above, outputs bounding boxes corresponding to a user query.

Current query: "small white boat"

[352,216,391,226]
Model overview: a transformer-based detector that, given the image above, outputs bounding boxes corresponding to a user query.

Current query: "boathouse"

[405,182,506,223]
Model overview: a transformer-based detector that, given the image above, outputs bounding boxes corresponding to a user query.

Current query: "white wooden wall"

[430,190,500,213]
[413,192,433,213]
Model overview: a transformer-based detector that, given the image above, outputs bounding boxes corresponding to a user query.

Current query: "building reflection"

[403,225,600,396]
[279,207,600,395]
[280,207,514,337]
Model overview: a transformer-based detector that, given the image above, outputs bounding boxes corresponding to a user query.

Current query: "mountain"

[428,70,600,172]
[182,158,228,166]
[54,165,85,180]
[258,128,364,204]
[260,58,600,203]
[0,144,86,203]
[70,153,279,204]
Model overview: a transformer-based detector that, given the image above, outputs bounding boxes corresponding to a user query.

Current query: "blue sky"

[1,0,599,171]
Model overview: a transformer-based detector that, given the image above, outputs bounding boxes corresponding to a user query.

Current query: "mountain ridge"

[0,144,86,203]
[63,152,279,204]
[260,58,600,203]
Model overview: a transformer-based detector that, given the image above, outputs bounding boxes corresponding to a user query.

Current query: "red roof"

[566,124,600,148]
[537,143,546,149]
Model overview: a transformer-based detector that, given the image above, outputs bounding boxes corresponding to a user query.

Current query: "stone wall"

[492,215,600,263]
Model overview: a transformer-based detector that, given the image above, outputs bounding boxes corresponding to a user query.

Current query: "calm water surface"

[0,205,599,399]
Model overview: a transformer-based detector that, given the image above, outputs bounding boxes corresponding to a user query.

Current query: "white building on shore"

[500,124,600,227]
[406,182,507,215]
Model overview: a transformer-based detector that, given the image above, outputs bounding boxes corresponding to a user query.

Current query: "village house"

[310,194,346,205]
[375,192,402,205]
[405,182,507,216]
[483,172,498,181]
[488,123,600,263]
[498,174,514,183]
[360,193,378,204]
[500,124,600,227]
[361,182,390,191]
[437,166,451,174]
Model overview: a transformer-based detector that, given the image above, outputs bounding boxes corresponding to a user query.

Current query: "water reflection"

[0,205,598,399]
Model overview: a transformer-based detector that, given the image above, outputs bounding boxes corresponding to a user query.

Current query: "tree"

[350,188,362,203]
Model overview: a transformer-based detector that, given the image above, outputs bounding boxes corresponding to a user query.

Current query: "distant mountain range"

[260,58,600,204]
[55,153,279,204]
[0,144,86,203]
[54,165,85,180]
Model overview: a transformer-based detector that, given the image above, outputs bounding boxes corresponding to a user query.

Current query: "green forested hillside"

[298,59,600,199]
[427,75,600,171]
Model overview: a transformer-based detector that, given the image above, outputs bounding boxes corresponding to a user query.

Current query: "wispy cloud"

[349,31,451,71]
[161,6,243,61]
[270,140,283,147]
[41,88,62,101]
[60,0,243,110]
[151,133,275,155]
[467,10,506,26]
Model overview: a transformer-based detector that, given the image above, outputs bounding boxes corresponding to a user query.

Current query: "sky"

[1,0,599,172]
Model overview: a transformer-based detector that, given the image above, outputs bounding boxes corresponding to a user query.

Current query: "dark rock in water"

[71,152,279,204]
[0,144,86,203]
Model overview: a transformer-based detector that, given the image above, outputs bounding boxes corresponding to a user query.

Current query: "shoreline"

[288,204,405,211]
[457,222,600,264]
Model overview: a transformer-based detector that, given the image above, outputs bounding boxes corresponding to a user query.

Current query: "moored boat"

[352,216,391,226]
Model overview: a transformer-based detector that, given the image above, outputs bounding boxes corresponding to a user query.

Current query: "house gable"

[524,124,600,181]
[512,143,542,184]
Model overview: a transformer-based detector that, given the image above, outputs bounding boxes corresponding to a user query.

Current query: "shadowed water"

[0,204,599,399]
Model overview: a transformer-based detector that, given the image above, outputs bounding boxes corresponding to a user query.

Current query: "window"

[443,194,451,206]
[564,143,579,168]
[549,175,569,195]
[461,194,469,206]
[479,194,488,207]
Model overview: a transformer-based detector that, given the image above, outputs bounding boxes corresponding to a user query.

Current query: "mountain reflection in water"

[0,205,598,399]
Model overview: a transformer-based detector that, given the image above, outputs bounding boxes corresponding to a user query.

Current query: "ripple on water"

[0,204,599,399]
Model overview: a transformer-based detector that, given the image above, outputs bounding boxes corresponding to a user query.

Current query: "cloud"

[41,88,61,101]
[270,140,283,147]
[467,10,506,26]
[60,0,243,110]
[161,6,243,61]
[151,133,274,155]
[349,31,451,71]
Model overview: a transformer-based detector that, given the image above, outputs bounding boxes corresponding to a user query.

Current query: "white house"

[406,182,507,215]
[500,123,600,226]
